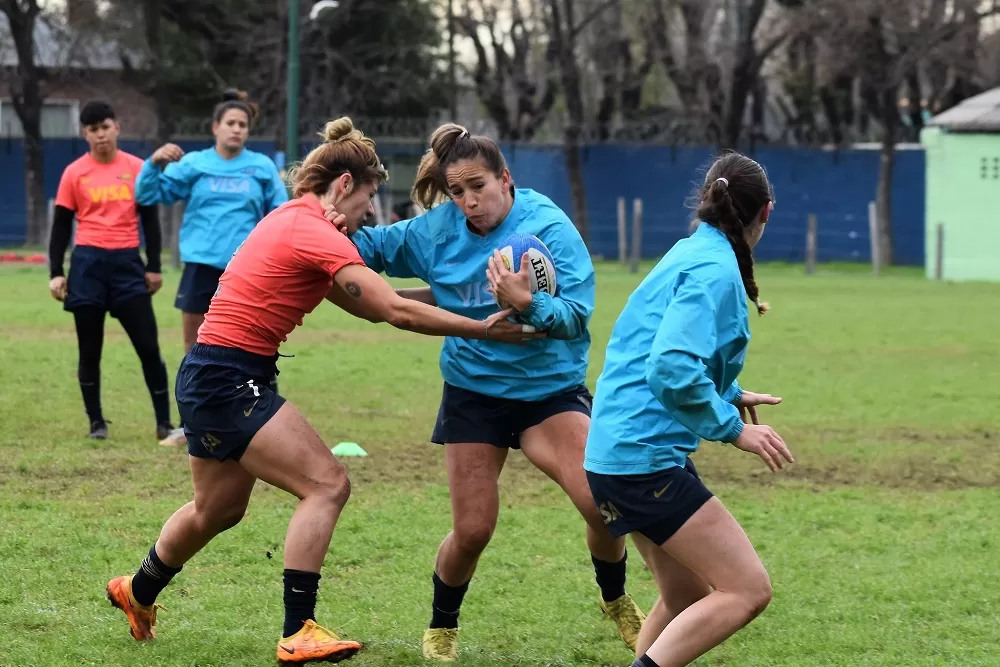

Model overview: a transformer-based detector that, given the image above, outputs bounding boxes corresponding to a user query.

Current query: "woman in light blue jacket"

[585,151,794,667]
[136,89,287,446]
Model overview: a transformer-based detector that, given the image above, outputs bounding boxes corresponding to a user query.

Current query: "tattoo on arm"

[345,281,362,299]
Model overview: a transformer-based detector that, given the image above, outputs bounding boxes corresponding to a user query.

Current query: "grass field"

[2,260,999,667]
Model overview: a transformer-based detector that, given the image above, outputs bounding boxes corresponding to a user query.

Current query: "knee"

[140,345,165,367]
[197,503,247,534]
[453,519,495,556]
[311,469,352,510]
[740,571,773,621]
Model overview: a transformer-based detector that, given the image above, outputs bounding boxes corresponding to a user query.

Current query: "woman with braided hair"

[584,151,794,667]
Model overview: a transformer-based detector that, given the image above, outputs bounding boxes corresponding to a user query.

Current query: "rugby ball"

[495,233,557,309]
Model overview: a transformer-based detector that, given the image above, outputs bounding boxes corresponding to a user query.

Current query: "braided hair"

[694,151,774,315]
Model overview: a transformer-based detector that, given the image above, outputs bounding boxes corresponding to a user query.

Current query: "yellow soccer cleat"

[600,592,646,652]
[277,619,362,665]
[422,627,459,662]
[106,575,161,641]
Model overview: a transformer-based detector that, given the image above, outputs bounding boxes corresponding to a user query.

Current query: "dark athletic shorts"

[64,245,149,317]
[431,382,593,449]
[586,457,714,546]
[175,262,225,314]
[175,343,285,462]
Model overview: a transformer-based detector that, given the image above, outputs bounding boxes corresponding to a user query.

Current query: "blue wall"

[0,138,925,265]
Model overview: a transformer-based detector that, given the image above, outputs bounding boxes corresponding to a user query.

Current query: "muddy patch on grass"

[8,426,996,504]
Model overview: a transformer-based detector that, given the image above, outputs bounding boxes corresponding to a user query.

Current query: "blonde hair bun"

[322,117,356,143]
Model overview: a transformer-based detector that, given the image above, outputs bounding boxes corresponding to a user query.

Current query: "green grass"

[2,261,999,666]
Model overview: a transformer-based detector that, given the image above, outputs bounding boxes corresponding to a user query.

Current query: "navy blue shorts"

[586,458,714,546]
[64,245,149,316]
[431,382,593,449]
[175,262,225,314]
[175,343,285,462]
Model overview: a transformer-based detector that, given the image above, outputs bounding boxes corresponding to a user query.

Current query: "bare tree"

[584,0,657,140]
[545,0,590,243]
[544,0,624,245]
[804,0,999,264]
[1,0,46,245]
[454,0,559,141]
[642,0,795,148]
[143,0,172,143]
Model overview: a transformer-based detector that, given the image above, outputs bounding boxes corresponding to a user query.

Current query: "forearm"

[137,159,185,205]
[138,205,162,272]
[48,206,75,278]
[387,298,485,339]
[721,380,743,405]
[647,353,744,443]
[520,292,587,339]
[395,287,436,305]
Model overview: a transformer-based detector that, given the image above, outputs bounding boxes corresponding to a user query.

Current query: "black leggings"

[73,295,171,425]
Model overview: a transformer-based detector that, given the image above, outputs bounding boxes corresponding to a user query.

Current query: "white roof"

[927,87,1000,132]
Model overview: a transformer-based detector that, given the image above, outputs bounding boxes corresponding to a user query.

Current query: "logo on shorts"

[598,501,622,525]
[200,433,221,453]
[653,481,673,498]
[244,399,259,417]
[577,394,592,411]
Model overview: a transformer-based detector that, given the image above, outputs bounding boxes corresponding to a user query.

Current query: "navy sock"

[283,569,321,638]
[593,551,627,602]
[131,545,182,606]
[632,655,661,667]
[429,572,469,629]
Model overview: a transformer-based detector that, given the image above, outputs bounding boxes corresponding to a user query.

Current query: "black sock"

[429,572,469,629]
[74,307,105,424]
[631,655,661,667]
[116,295,171,425]
[283,569,321,638]
[150,387,171,426]
[131,545,182,606]
[593,551,627,602]
[80,380,104,424]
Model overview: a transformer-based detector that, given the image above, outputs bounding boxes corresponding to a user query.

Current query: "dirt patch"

[6,426,997,504]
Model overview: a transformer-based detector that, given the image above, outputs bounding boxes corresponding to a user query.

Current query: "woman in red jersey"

[47,100,175,441]
[105,117,535,665]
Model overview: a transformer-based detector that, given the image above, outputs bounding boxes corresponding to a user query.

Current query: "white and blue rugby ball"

[495,233,557,310]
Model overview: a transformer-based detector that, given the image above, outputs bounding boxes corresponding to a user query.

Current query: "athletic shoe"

[89,420,109,440]
[277,619,362,664]
[600,592,646,652]
[158,427,187,447]
[421,627,458,662]
[106,575,161,640]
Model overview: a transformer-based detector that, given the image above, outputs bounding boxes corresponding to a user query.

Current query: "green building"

[921,88,1000,281]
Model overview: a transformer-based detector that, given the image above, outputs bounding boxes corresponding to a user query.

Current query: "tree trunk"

[23,131,46,246]
[145,0,173,143]
[876,89,897,266]
[548,0,589,246]
[2,0,46,245]
[564,130,588,247]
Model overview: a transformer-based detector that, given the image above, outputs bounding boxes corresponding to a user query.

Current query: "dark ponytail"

[411,122,511,210]
[694,151,773,315]
[213,88,258,126]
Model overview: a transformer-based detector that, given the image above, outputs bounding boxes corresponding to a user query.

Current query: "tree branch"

[569,0,619,39]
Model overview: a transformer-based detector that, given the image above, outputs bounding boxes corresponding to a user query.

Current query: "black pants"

[73,294,171,426]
